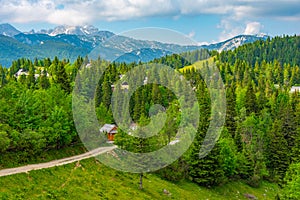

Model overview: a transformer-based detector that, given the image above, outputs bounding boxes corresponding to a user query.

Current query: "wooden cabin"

[100,124,118,141]
[121,82,129,90]
[290,86,300,93]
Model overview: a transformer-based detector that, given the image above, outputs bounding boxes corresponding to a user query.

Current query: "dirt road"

[0,146,116,177]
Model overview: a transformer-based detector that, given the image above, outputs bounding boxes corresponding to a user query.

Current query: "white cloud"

[0,0,299,41]
[217,19,244,41]
[179,0,234,15]
[1,0,56,23]
[244,22,263,35]
[1,0,300,25]
[47,10,92,25]
[217,19,265,41]
[187,31,195,38]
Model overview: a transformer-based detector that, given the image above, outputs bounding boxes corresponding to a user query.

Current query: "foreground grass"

[0,158,279,200]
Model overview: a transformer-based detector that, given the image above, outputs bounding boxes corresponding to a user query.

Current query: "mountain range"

[0,24,268,67]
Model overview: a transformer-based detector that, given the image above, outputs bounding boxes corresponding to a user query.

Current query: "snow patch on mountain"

[38,25,100,36]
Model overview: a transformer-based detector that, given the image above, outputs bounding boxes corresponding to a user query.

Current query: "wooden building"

[290,86,300,93]
[100,124,118,141]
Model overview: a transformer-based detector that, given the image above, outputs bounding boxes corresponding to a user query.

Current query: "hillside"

[0,158,279,200]
[179,57,215,72]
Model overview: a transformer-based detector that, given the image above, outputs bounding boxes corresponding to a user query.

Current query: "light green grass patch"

[0,158,279,200]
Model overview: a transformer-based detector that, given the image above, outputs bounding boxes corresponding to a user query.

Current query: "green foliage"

[219,35,300,67]
[188,138,226,186]
[0,57,78,162]
[267,120,290,182]
[281,163,300,199]
[0,131,10,152]
[219,131,238,178]
[156,157,188,182]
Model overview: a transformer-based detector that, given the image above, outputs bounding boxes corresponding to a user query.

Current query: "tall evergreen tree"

[267,119,290,181]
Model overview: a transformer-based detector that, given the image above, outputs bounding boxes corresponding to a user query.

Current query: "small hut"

[121,82,129,90]
[290,86,300,93]
[100,124,118,141]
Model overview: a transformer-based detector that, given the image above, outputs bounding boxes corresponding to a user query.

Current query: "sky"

[1,0,300,44]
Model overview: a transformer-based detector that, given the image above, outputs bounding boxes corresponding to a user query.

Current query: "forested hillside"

[0,35,299,199]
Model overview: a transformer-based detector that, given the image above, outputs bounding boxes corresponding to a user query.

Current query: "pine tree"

[55,62,71,93]
[267,119,290,181]
[38,70,50,89]
[281,163,300,199]
[26,63,35,88]
[0,66,6,87]
[245,81,257,115]
[101,75,112,108]
[188,134,225,186]
[187,86,225,186]
[225,85,237,137]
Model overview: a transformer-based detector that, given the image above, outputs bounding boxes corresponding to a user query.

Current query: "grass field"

[179,57,216,73]
[0,158,279,200]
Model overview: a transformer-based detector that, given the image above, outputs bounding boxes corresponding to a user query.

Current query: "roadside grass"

[0,158,279,200]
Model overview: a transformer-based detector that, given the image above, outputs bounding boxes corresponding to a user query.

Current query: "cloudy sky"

[1,0,300,43]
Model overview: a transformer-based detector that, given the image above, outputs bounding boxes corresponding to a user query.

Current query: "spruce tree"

[267,119,290,181]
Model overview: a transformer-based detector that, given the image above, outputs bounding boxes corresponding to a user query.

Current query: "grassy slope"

[0,158,279,200]
[179,57,215,73]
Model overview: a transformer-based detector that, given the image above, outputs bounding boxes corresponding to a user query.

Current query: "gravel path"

[0,146,116,177]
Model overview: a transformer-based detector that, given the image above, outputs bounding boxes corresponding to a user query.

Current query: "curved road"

[0,146,116,177]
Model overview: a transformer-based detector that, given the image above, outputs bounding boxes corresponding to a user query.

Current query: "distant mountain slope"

[0,34,90,67]
[0,23,268,67]
[32,40,90,62]
[203,35,269,52]
[14,33,94,50]
[89,34,200,61]
[90,34,267,62]
[37,25,114,48]
[115,48,173,63]
[0,35,39,67]
[37,25,113,37]
[0,23,21,37]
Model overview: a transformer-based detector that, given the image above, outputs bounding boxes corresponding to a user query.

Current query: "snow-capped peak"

[255,33,269,38]
[215,34,268,52]
[38,25,100,36]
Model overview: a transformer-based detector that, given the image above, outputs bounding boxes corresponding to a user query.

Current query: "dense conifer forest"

[0,35,299,199]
